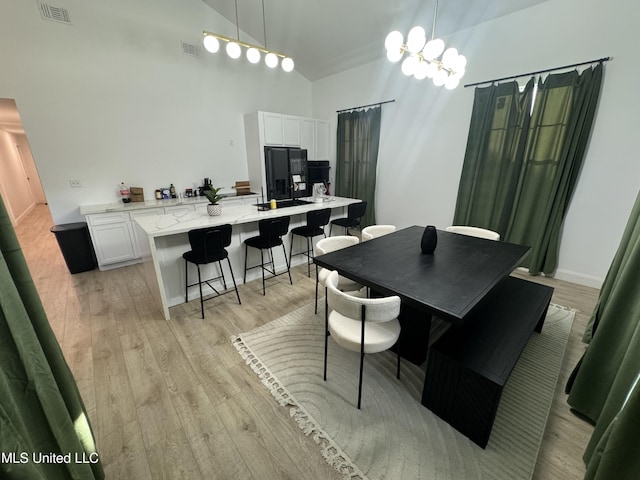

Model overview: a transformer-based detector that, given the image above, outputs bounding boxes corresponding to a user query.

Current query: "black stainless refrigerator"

[264,147,308,200]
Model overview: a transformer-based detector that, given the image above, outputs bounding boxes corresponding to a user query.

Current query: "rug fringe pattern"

[231,335,369,480]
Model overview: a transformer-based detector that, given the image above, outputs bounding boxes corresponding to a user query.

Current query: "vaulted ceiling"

[0,1,549,133]
[200,0,548,81]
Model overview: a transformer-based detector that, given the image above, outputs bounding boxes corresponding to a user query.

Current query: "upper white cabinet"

[245,111,332,196]
[300,118,315,155]
[263,112,285,145]
[283,115,301,146]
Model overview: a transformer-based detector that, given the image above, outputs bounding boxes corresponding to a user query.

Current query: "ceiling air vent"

[38,1,72,25]
[181,42,201,58]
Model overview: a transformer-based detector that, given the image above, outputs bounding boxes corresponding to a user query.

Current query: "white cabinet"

[262,112,302,147]
[282,115,301,146]
[300,118,315,156]
[262,112,284,145]
[87,212,136,267]
[87,204,202,270]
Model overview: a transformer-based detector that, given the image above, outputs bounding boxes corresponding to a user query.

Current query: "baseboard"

[14,203,36,225]
[553,269,603,289]
[515,266,603,289]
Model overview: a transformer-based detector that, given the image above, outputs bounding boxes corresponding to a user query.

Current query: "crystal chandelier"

[203,0,294,73]
[384,0,466,89]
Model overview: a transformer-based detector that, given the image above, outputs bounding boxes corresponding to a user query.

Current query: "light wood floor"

[14,204,596,479]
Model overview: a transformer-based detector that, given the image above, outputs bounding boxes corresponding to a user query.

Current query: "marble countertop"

[80,191,259,215]
[133,196,359,238]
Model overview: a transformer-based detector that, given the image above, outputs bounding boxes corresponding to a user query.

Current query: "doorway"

[0,98,48,226]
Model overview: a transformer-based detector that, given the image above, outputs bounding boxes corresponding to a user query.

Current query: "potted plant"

[203,183,224,216]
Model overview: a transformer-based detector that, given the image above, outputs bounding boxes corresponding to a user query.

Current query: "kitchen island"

[132,196,360,320]
[81,193,260,270]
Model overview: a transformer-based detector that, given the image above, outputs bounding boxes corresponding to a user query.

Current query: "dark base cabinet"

[422,276,553,448]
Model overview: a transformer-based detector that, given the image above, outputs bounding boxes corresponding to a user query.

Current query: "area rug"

[231,303,574,480]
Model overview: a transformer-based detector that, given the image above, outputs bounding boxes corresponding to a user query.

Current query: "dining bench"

[421,275,553,448]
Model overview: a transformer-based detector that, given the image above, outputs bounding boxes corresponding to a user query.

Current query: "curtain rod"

[336,99,395,113]
[463,56,611,88]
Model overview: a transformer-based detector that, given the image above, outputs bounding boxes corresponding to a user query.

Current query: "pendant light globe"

[281,57,295,72]
[265,52,278,68]
[406,26,426,53]
[203,35,220,53]
[226,42,241,59]
[422,38,445,61]
[401,55,419,76]
[385,31,404,52]
[247,47,261,63]
[387,48,404,63]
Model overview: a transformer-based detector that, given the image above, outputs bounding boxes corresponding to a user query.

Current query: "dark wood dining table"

[313,225,531,364]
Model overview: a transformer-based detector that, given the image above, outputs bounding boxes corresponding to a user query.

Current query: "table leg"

[397,304,432,366]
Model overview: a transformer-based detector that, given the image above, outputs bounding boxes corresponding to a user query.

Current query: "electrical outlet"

[69,179,82,188]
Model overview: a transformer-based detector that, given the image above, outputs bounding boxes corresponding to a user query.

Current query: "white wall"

[312,0,640,288]
[0,0,311,224]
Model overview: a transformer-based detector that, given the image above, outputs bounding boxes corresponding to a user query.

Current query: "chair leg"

[227,257,241,305]
[282,244,292,285]
[306,236,312,277]
[289,233,295,269]
[396,336,401,380]
[243,244,248,284]
[324,290,329,381]
[314,264,319,314]
[357,350,365,410]
[219,260,227,290]
[184,259,189,303]
[357,306,366,409]
[260,248,266,295]
[197,265,204,319]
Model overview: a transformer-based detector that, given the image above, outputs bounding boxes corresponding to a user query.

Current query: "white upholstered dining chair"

[314,236,363,314]
[324,270,401,409]
[361,224,396,241]
[446,225,500,241]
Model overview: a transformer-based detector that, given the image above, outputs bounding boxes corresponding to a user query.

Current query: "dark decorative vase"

[420,225,438,254]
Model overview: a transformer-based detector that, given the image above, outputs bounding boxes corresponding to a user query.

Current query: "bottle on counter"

[119,182,131,203]
[270,198,277,209]
[170,184,176,198]
[155,189,162,200]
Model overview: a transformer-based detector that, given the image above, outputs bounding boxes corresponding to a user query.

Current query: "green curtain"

[453,78,534,233]
[0,195,103,479]
[565,189,640,478]
[335,106,382,227]
[454,64,603,275]
[506,64,603,274]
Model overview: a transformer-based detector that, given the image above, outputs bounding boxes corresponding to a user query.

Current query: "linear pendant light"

[203,0,294,72]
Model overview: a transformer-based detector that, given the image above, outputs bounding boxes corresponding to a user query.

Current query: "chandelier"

[203,0,294,72]
[384,0,466,89]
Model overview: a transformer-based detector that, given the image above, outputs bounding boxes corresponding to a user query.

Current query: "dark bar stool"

[329,201,367,236]
[289,208,331,277]
[183,224,241,319]
[243,216,293,295]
